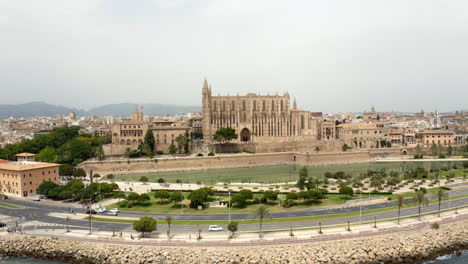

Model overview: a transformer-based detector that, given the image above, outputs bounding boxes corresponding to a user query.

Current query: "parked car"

[208,225,223,232]
[85,210,97,214]
[32,197,41,201]
[109,208,119,214]
[96,207,108,213]
[106,211,118,216]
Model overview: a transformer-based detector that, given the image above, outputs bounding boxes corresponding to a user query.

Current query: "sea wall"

[0,220,467,264]
[78,149,403,176]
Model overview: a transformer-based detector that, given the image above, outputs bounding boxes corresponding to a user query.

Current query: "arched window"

[231,101,235,111]
[242,101,246,111]
[253,100,256,111]
[223,101,226,111]
[271,101,275,111]
[263,100,266,111]
[242,112,247,122]
[213,101,217,111]
[280,100,284,111]
[301,115,305,129]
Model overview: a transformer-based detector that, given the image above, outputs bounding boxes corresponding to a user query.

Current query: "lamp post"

[88,192,98,235]
[228,191,231,224]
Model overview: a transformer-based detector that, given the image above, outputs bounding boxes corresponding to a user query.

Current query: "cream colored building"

[0,161,59,197]
[420,130,455,147]
[337,123,390,149]
[201,79,318,144]
[15,153,36,162]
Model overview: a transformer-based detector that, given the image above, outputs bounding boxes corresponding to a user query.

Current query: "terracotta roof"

[15,153,36,157]
[0,161,59,171]
[0,159,9,164]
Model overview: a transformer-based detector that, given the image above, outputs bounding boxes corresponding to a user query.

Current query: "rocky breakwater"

[1,220,468,264]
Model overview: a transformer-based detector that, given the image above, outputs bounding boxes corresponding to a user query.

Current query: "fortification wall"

[75,148,411,176]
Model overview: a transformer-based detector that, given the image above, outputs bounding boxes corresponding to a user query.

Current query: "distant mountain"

[0,102,201,119]
[0,102,84,119]
[87,103,201,117]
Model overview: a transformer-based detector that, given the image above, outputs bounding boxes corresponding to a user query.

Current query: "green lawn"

[108,191,387,214]
[113,161,466,184]
[0,202,20,208]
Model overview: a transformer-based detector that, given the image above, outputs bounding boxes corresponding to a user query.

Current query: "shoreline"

[1,219,467,264]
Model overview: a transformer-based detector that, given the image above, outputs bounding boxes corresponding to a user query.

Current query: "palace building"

[201,79,318,144]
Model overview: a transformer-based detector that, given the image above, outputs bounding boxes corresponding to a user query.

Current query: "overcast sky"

[0,0,467,113]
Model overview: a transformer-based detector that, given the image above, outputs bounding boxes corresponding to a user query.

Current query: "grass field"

[113,161,466,184]
[108,191,388,214]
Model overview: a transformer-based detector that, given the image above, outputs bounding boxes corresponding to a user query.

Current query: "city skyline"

[1,0,467,113]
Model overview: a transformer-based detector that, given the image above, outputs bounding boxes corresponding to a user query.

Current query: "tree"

[286,192,299,200]
[296,167,308,190]
[37,181,59,196]
[169,144,177,155]
[170,192,184,205]
[138,193,150,203]
[435,188,446,218]
[133,216,157,236]
[59,164,74,176]
[231,194,247,207]
[254,205,271,237]
[188,189,210,208]
[227,221,238,239]
[35,146,57,163]
[263,191,278,202]
[415,190,429,221]
[73,168,86,177]
[95,145,105,160]
[395,195,405,225]
[238,189,253,200]
[143,130,155,154]
[165,215,174,237]
[139,176,149,184]
[175,133,189,154]
[213,127,238,143]
[154,190,170,201]
[339,186,354,197]
[157,178,165,183]
[127,192,140,203]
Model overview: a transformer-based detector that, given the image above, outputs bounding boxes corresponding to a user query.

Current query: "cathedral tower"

[202,79,213,143]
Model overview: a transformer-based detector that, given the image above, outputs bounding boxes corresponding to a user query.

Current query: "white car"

[208,225,223,232]
[109,208,119,214]
[106,211,118,216]
[32,197,41,201]
[97,208,107,213]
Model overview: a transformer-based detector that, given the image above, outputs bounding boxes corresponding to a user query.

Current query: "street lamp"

[88,192,98,235]
[228,191,231,224]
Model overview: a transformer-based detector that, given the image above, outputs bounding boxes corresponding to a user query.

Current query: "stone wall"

[0,219,467,264]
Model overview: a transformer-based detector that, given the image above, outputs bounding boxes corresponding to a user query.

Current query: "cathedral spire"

[202,78,209,90]
[293,98,297,110]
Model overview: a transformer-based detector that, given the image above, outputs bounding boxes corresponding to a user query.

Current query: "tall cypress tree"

[144,130,155,151]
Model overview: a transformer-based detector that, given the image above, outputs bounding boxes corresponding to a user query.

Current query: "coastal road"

[1,187,468,234]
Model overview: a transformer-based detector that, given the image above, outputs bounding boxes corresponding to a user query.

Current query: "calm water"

[1,251,467,264]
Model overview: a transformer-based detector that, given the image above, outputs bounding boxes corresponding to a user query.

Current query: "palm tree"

[435,188,446,218]
[165,215,174,237]
[254,205,271,238]
[395,195,405,225]
[415,190,429,221]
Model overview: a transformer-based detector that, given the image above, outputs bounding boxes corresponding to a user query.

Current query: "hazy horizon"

[1,0,467,113]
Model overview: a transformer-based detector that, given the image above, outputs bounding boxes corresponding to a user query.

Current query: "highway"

[1,187,467,234]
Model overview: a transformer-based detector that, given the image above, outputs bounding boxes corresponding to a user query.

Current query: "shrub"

[431,222,440,230]
[207,152,215,156]
[330,187,337,190]
[282,199,294,208]
[156,150,164,155]
[157,178,165,183]
[197,153,203,157]
[106,174,114,179]
[118,200,129,208]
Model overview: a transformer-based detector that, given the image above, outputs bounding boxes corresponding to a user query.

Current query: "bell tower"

[202,79,212,143]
